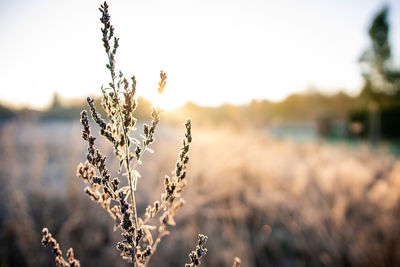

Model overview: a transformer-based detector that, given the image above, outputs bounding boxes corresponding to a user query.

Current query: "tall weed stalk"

[41,2,209,266]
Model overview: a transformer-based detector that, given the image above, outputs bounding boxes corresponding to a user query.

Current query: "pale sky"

[0,0,399,110]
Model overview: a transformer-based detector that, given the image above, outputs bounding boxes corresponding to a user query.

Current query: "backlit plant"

[41,2,208,266]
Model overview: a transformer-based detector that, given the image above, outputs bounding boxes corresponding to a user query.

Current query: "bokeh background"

[1,0,400,266]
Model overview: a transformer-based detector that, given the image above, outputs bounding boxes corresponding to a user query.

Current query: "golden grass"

[1,121,399,266]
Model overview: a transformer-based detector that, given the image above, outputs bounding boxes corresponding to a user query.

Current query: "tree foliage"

[360,6,400,98]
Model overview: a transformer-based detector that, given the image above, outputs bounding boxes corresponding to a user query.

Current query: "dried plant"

[232,257,241,267]
[41,228,80,267]
[185,234,208,266]
[41,1,207,266]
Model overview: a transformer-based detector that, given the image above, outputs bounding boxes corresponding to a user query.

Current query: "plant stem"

[107,53,139,267]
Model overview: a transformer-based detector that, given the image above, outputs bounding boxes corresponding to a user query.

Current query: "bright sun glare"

[148,91,184,111]
[0,0,399,109]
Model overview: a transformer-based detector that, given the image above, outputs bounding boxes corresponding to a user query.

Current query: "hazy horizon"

[1,0,399,110]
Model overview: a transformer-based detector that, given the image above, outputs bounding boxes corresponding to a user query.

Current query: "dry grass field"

[1,119,400,266]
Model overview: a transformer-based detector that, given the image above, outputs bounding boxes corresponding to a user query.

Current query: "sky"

[0,0,399,110]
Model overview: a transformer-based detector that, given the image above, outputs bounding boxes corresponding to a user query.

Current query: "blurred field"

[1,119,400,267]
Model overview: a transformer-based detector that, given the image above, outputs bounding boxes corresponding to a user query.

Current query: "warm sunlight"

[148,89,185,111]
[3,1,400,267]
[1,0,399,109]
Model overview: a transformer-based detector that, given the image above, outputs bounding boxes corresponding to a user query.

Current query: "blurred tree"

[0,103,16,119]
[50,92,62,109]
[359,6,400,99]
[354,6,400,140]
